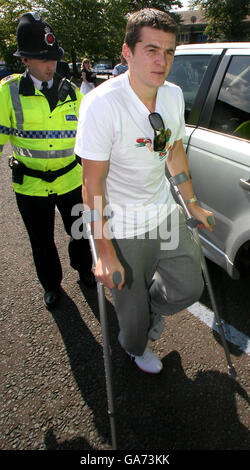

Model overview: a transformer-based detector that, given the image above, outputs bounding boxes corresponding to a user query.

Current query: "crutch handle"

[207,215,215,226]
[187,215,215,229]
[187,217,199,229]
[113,271,122,286]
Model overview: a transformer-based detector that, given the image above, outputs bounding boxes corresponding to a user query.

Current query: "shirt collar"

[29,74,54,90]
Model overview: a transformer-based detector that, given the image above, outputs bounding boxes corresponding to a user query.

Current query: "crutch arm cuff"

[169,172,188,186]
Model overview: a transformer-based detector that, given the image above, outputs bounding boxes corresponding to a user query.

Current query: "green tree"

[103,0,183,62]
[0,0,107,68]
[191,0,250,41]
[126,0,182,11]
[0,0,185,70]
[39,0,106,64]
[0,0,36,69]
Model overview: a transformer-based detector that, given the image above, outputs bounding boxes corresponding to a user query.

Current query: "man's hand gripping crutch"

[88,215,124,290]
[81,207,124,290]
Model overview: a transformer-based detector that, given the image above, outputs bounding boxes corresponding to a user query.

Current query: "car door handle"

[239,178,250,192]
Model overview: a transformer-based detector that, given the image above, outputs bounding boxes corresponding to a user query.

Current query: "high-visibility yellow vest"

[0,73,83,196]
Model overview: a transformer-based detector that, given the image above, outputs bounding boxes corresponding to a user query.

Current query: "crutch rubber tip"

[113,271,122,286]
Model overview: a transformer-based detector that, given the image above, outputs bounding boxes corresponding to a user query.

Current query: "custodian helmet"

[13,12,64,60]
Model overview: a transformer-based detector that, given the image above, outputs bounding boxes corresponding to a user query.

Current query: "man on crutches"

[75,8,214,374]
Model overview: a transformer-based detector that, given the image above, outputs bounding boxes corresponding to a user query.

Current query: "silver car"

[167,43,250,279]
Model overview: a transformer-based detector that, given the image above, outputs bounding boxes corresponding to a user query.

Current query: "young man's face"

[22,58,57,82]
[123,26,176,94]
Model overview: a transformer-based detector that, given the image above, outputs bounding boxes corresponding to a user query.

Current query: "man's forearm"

[81,163,116,257]
[82,161,124,288]
[167,139,196,205]
[167,139,215,231]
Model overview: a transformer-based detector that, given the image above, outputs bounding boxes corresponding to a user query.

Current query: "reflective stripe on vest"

[8,79,76,157]
[12,129,76,139]
[0,124,11,135]
[13,145,75,159]
[9,80,24,130]
[0,123,76,139]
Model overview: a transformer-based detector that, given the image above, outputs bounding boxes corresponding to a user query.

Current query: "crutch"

[82,209,121,450]
[168,172,236,378]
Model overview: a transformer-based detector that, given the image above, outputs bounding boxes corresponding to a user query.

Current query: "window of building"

[167,54,212,120]
[177,32,190,44]
[209,56,250,140]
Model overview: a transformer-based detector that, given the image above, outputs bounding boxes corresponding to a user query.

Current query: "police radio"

[58,77,74,101]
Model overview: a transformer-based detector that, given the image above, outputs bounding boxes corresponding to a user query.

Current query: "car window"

[167,54,212,120]
[209,55,250,141]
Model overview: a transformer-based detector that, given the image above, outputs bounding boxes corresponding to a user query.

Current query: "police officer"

[0,12,95,308]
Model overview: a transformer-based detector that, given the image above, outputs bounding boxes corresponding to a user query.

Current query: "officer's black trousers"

[15,186,93,292]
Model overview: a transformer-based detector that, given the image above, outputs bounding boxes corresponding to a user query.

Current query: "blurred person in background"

[113,54,128,76]
[80,58,96,95]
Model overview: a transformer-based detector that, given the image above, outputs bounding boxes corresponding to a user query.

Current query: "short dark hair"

[124,8,178,53]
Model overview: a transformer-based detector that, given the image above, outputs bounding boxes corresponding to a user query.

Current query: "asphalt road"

[0,143,249,454]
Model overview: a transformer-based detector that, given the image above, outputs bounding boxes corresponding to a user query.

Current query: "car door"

[187,49,250,277]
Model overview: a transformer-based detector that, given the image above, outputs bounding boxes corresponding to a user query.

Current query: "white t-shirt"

[75,72,186,238]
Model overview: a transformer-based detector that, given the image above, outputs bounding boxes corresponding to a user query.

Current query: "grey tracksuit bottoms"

[111,206,204,356]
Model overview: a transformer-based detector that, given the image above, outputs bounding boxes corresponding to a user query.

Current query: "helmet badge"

[44,26,55,46]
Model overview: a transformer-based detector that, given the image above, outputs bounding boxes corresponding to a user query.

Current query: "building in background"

[177,10,250,44]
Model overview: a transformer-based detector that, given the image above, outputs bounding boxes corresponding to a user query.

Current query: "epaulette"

[68,80,77,101]
[0,74,20,85]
